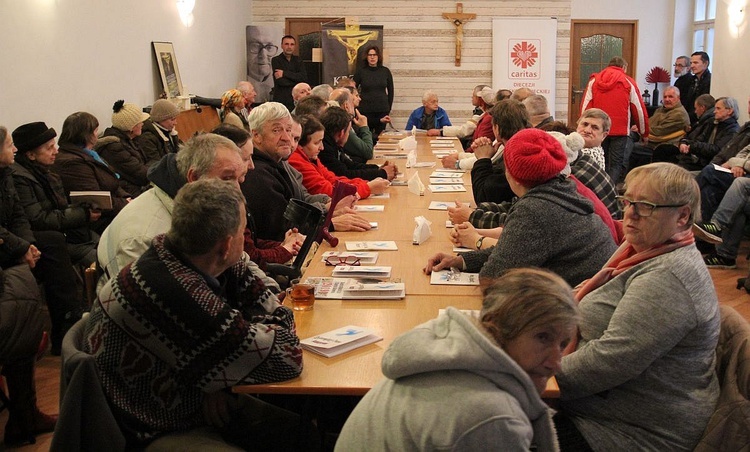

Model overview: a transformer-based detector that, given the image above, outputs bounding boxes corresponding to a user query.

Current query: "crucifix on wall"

[326,18,380,74]
[442,2,476,66]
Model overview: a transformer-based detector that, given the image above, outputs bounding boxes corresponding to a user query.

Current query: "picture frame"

[152,41,184,99]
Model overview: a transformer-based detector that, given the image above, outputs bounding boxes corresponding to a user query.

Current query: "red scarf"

[564,228,695,354]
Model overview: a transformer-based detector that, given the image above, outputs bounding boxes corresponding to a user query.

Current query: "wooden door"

[286,18,338,87]
[569,21,638,125]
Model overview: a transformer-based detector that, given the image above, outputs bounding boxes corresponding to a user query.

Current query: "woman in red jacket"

[288,115,389,199]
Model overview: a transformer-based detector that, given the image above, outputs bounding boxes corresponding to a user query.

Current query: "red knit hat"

[504,128,568,187]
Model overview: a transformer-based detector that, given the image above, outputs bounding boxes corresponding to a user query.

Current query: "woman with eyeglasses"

[554,162,720,451]
[353,45,393,141]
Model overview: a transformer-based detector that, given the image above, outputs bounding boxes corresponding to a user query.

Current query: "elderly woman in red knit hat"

[424,128,617,287]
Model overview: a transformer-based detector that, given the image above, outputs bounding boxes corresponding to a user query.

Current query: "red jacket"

[287,147,372,199]
[581,66,649,137]
[472,113,495,143]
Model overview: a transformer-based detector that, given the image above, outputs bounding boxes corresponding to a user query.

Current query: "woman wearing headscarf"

[220,89,250,131]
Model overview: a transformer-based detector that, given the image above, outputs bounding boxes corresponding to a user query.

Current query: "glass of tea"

[285,279,315,311]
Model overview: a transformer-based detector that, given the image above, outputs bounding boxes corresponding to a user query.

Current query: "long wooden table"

[234,135,560,398]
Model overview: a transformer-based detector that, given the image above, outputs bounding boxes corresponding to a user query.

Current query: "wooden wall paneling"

[253,1,572,126]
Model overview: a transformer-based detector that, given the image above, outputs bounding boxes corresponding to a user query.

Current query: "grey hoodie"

[336,308,559,452]
[462,177,617,286]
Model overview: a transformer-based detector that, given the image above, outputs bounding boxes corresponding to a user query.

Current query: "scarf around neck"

[564,228,695,353]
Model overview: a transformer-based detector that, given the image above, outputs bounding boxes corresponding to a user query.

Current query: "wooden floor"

[2,247,749,451]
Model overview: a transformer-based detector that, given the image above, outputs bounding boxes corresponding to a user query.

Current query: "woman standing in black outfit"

[353,45,393,141]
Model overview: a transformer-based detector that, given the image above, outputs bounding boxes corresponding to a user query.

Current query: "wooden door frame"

[285,18,338,87]
[285,17,340,47]
[568,20,639,124]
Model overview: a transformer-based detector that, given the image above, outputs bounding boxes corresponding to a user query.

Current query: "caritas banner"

[492,18,557,100]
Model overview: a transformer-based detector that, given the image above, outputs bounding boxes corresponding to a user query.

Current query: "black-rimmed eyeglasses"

[248,42,278,54]
[616,196,685,217]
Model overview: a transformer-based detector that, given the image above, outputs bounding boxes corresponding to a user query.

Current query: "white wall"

[3,1,744,131]
[0,0,253,132]
[712,0,750,124]
[671,0,694,62]
[571,0,675,99]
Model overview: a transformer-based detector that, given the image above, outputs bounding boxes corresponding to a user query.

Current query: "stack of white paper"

[430,171,464,178]
[353,205,385,212]
[428,201,471,210]
[332,265,391,280]
[300,326,383,358]
[430,269,480,286]
[344,280,405,299]
[429,184,467,193]
[346,241,398,251]
[429,178,466,185]
[304,277,406,300]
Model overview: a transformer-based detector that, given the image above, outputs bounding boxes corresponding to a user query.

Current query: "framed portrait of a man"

[246,26,283,103]
[152,41,184,99]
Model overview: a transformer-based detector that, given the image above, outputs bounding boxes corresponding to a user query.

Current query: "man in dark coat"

[271,35,308,112]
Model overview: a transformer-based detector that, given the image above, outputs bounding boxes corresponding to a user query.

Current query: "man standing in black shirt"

[682,51,712,126]
[272,35,308,112]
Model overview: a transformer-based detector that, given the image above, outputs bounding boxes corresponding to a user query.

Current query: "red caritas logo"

[511,41,538,67]
[508,39,540,79]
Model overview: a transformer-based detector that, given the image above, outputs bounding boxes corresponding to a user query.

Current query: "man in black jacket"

[271,35,308,112]
[318,106,397,181]
[683,51,712,125]
[243,103,371,242]
[470,100,530,205]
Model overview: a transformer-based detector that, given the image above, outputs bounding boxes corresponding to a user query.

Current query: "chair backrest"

[693,305,750,451]
[283,198,324,275]
[51,318,126,452]
[316,180,357,247]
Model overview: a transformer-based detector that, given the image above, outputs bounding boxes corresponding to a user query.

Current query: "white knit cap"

[547,131,585,176]
[112,100,150,132]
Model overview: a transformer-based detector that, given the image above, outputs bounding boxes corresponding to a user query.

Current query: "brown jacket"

[96,127,150,197]
[53,142,131,233]
[694,305,750,451]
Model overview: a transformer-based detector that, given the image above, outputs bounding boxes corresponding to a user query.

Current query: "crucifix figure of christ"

[442,2,476,67]
[327,24,380,74]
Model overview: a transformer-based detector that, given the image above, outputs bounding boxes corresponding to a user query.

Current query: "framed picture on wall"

[152,41,183,98]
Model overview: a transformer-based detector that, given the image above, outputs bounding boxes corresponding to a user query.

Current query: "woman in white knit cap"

[96,100,151,197]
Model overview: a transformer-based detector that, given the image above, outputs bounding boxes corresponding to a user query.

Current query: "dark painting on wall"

[321,25,383,86]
